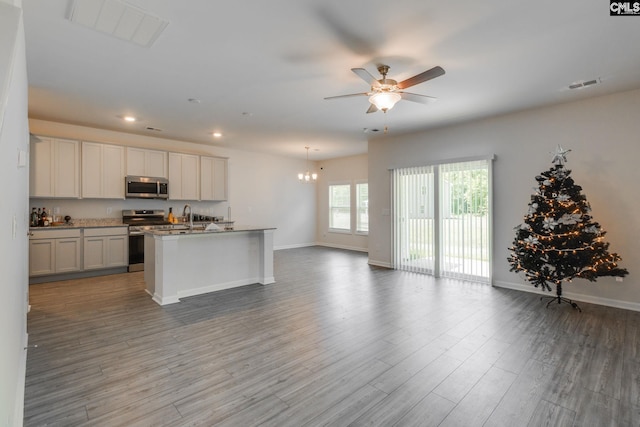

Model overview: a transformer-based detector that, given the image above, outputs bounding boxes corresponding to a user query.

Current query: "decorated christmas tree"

[508,145,628,310]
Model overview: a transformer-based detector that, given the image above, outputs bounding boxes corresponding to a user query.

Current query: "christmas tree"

[508,145,628,310]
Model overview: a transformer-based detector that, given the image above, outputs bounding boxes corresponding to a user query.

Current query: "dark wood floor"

[25,246,640,426]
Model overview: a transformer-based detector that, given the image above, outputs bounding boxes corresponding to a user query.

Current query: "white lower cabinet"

[83,227,128,270]
[29,227,128,277]
[29,229,82,276]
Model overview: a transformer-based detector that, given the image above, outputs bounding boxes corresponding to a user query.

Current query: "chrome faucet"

[182,204,193,230]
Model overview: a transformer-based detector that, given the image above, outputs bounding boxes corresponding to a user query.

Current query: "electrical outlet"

[616,277,623,282]
[53,207,60,214]
[106,207,112,215]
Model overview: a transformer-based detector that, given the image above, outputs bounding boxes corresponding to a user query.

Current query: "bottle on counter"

[41,207,49,227]
[30,208,38,227]
[167,207,175,224]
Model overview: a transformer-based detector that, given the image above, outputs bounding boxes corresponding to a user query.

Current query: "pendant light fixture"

[298,146,318,182]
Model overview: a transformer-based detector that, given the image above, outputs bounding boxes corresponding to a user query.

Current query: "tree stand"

[540,282,581,312]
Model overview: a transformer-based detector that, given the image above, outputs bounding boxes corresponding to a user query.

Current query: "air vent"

[569,78,601,90]
[145,127,162,132]
[67,0,168,48]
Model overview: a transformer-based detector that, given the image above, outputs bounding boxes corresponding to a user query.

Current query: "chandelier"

[298,146,317,182]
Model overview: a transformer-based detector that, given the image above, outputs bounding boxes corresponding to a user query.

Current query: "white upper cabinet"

[200,156,228,201]
[126,147,168,178]
[82,142,125,199]
[30,136,80,198]
[169,152,200,200]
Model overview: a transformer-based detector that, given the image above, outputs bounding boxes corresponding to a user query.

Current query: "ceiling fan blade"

[324,92,369,100]
[352,68,381,87]
[366,104,378,114]
[315,6,378,57]
[397,66,445,89]
[400,92,438,104]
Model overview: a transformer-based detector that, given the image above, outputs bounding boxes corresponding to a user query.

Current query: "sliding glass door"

[393,158,492,283]
[393,166,435,274]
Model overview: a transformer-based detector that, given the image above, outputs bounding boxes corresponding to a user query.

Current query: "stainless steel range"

[122,209,173,272]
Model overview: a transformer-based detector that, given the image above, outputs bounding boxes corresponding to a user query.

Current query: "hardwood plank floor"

[24,246,640,426]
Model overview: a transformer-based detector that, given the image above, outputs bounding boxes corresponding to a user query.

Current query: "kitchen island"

[144,226,276,305]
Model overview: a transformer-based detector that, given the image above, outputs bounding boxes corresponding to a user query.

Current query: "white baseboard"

[368,259,392,268]
[315,242,368,253]
[493,280,640,312]
[275,243,315,250]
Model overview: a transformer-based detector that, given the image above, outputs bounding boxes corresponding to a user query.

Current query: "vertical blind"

[393,158,491,283]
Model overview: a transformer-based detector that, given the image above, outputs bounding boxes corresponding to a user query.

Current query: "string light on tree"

[507,145,628,311]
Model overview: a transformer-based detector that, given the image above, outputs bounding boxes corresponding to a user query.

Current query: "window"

[356,182,369,234]
[329,184,351,231]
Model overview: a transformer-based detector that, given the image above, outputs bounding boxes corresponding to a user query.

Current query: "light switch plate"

[17,150,27,167]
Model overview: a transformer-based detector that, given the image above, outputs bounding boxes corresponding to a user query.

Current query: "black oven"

[122,209,171,272]
[128,232,145,272]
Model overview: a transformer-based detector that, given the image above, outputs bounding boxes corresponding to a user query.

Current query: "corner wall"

[369,88,640,310]
[0,1,30,424]
[315,153,368,252]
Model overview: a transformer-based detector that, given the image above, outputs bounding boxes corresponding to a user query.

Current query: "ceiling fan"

[325,64,445,113]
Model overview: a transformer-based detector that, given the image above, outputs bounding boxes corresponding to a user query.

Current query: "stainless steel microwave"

[125,176,169,199]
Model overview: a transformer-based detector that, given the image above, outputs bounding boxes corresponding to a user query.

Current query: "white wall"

[369,88,640,311]
[316,153,368,252]
[0,1,29,424]
[28,119,317,249]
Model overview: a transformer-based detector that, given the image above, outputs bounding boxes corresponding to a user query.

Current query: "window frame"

[355,180,369,235]
[328,181,352,234]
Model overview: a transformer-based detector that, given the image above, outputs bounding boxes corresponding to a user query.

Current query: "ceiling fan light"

[369,92,401,111]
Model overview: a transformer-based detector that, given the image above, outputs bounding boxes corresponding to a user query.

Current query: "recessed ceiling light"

[123,116,137,122]
[212,132,222,138]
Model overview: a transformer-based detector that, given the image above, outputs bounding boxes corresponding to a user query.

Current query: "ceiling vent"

[67,0,168,48]
[568,78,601,90]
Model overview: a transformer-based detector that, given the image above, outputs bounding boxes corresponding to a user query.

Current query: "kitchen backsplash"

[29,198,230,221]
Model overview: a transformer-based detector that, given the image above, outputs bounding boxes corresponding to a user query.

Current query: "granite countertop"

[30,218,127,230]
[148,225,275,237]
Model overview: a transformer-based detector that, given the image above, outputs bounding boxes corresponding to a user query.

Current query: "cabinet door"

[54,139,80,198]
[169,153,183,199]
[106,235,128,267]
[102,144,125,198]
[127,147,167,178]
[201,156,228,201]
[82,142,125,199]
[146,149,168,178]
[29,239,55,276]
[81,141,103,198]
[126,147,146,176]
[83,236,107,270]
[56,238,82,273]
[170,153,199,200]
[30,136,55,197]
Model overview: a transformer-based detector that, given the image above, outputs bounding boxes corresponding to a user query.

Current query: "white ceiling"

[22,0,640,160]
